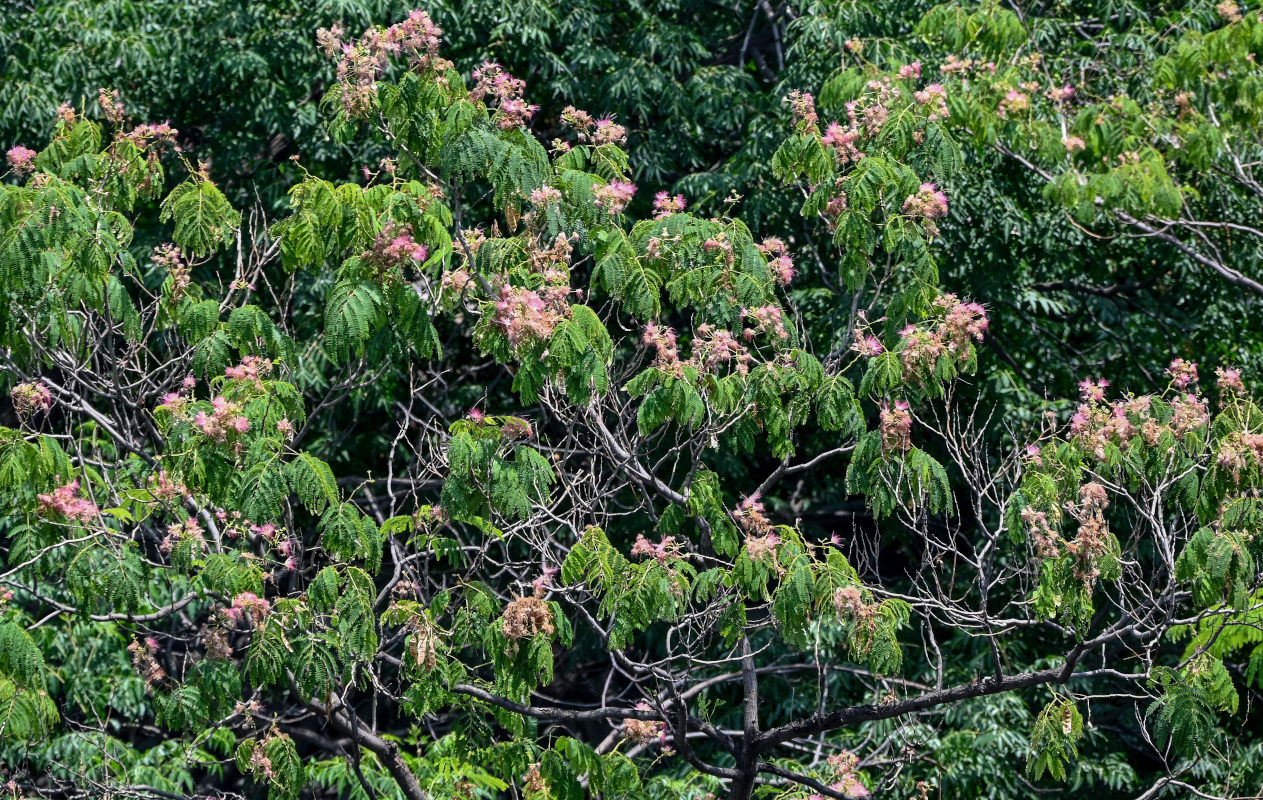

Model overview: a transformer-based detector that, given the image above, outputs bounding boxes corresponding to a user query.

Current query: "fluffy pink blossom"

[593,180,636,215]
[37,479,99,522]
[903,183,949,224]
[757,237,796,285]
[1217,366,1245,394]
[225,355,272,385]
[11,381,52,418]
[1167,358,1198,389]
[913,83,949,120]
[530,185,562,206]
[652,191,686,219]
[786,90,819,129]
[494,284,572,347]
[1078,378,1109,403]
[6,145,37,175]
[852,334,884,357]
[194,397,250,443]
[592,117,627,146]
[630,534,680,563]
[898,61,922,79]
[1046,84,1075,102]
[472,62,538,129]
[879,400,913,452]
[1063,136,1086,152]
[226,592,271,627]
[821,122,863,163]
[742,305,789,341]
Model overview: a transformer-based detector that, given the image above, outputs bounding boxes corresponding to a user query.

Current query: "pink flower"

[903,183,949,222]
[1063,136,1086,152]
[1078,378,1109,402]
[6,145,37,175]
[592,117,627,146]
[652,191,686,219]
[898,61,922,79]
[1217,366,1245,394]
[37,479,99,522]
[1046,84,1075,102]
[852,334,884,357]
[10,381,52,418]
[879,400,913,452]
[1167,358,1198,390]
[593,180,636,215]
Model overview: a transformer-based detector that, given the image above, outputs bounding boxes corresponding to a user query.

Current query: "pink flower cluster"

[123,122,178,149]
[819,75,912,164]
[1218,0,1243,22]
[530,185,562,206]
[733,495,782,561]
[786,90,819,129]
[821,751,869,798]
[225,356,272,387]
[630,534,681,563]
[1065,483,1112,585]
[879,400,913,452]
[997,89,1030,117]
[913,83,949,120]
[530,566,559,598]
[898,61,922,80]
[652,191,686,219]
[318,11,446,116]
[756,237,795,286]
[852,333,884,357]
[1217,366,1245,394]
[934,293,988,347]
[641,320,757,378]
[226,592,271,627]
[1063,136,1086,152]
[883,297,986,381]
[1046,84,1075,103]
[1020,507,1060,558]
[366,222,428,282]
[593,180,636,215]
[624,703,669,747]
[11,381,52,419]
[127,637,165,688]
[560,107,628,146]
[833,585,881,636]
[902,182,949,232]
[742,305,789,341]
[1069,386,1209,461]
[472,62,538,130]
[694,324,754,375]
[442,268,475,296]
[153,244,191,301]
[148,470,187,502]
[1215,430,1263,477]
[37,479,99,522]
[160,517,205,555]
[194,397,250,442]
[98,88,125,124]
[821,122,864,164]
[6,145,37,175]
[493,284,572,348]
[1167,358,1198,389]
[643,322,682,372]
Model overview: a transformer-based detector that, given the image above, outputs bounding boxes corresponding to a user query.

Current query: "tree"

[2,6,1263,800]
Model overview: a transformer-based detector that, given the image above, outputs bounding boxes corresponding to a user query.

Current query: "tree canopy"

[2,2,1263,799]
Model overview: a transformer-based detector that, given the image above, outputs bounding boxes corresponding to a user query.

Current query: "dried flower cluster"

[501,596,554,640]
